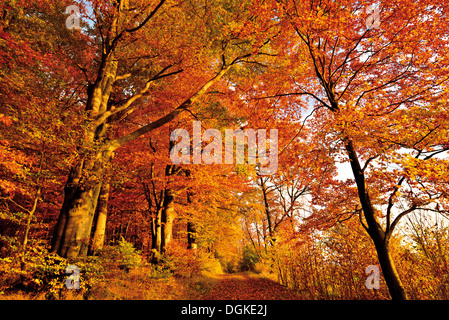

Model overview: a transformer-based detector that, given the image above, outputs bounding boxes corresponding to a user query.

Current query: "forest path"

[202,273,302,300]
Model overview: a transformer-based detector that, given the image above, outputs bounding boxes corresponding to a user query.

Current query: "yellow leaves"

[225,20,245,35]
[0,179,18,196]
[1,257,13,264]
[0,142,31,195]
[0,114,13,126]
[399,153,449,182]
[33,278,43,286]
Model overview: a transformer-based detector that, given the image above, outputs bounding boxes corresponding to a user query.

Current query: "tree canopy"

[1,0,449,300]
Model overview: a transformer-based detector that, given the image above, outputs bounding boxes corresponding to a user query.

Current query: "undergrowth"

[0,239,221,300]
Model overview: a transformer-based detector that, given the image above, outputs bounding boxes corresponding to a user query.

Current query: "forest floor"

[0,270,301,300]
[202,272,301,300]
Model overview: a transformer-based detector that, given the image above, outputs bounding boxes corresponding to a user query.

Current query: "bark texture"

[90,181,111,252]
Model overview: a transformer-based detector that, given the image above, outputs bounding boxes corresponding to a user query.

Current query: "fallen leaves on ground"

[203,273,301,300]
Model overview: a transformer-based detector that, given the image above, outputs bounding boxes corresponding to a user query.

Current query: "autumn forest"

[1,0,449,301]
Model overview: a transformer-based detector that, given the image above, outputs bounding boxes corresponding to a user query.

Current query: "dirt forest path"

[203,273,302,300]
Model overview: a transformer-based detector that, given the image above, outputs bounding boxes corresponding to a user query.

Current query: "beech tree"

[3,0,449,302]
[248,0,449,299]
[50,0,270,258]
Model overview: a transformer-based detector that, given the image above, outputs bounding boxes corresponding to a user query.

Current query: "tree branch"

[109,0,166,53]
[94,65,183,126]
[387,204,417,241]
[106,61,234,151]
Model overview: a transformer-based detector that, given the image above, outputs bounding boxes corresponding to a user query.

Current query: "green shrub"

[147,263,172,279]
[94,238,143,273]
[0,241,102,299]
[239,245,260,272]
[115,237,143,272]
[221,259,237,273]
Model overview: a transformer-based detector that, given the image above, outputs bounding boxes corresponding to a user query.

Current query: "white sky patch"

[335,161,354,181]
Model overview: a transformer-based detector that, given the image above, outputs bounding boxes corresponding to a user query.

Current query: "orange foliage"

[1,0,449,301]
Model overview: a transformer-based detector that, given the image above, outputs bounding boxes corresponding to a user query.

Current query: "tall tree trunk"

[344,138,408,300]
[186,192,197,250]
[187,221,197,250]
[373,236,406,299]
[51,48,117,258]
[51,158,101,258]
[143,166,165,263]
[161,190,175,253]
[50,0,124,258]
[151,207,163,262]
[90,181,110,253]
[259,177,275,245]
[51,183,102,258]
[161,164,177,253]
